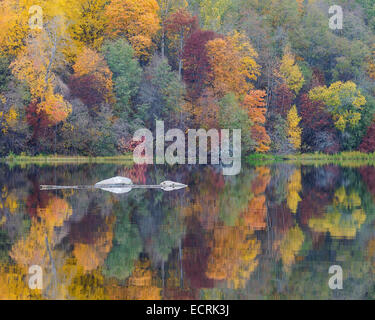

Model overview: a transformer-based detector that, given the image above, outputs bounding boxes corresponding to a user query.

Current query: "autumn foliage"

[205,32,260,98]
[359,120,375,153]
[105,0,160,59]
[243,90,271,153]
[183,30,219,100]
[69,47,114,107]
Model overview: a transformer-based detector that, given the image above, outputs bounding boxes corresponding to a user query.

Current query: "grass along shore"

[247,152,375,166]
[1,153,134,166]
[2,152,375,167]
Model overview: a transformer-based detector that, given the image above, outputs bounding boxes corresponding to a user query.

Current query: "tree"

[137,55,185,128]
[287,105,302,151]
[367,45,375,80]
[157,0,187,58]
[271,83,294,117]
[299,93,339,153]
[0,55,11,91]
[359,120,375,153]
[279,49,305,95]
[0,0,35,57]
[205,32,260,98]
[165,8,198,79]
[70,47,114,108]
[308,81,367,132]
[183,29,219,100]
[70,0,108,49]
[105,0,160,59]
[218,93,254,153]
[10,31,72,126]
[102,39,142,117]
[199,0,230,31]
[242,90,271,153]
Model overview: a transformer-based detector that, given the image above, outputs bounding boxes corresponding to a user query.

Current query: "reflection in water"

[1,163,375,299]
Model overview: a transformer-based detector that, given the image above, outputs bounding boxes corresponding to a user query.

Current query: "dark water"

[1,162,375,300]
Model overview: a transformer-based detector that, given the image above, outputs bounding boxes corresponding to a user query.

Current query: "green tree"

[102,39,142,118]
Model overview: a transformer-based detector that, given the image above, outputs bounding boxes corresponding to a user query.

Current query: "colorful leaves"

[279,49,304,95]
[105,0,160,59]
[70,47,114,107]
[287,105,302,150]
[308,81,366,132]
[205,32,260,98]
[243,90,271,153]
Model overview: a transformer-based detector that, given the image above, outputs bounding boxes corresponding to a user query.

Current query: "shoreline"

[2,152,375,167]
[0,154,134,165]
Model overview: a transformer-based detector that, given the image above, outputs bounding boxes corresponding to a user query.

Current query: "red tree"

[299,93,340,153]
[26,100,53,140]
[359,121,375,153]
[272,83,294,117]
[69,74,107,108]
[165,8,198,79]
[183,29,219,100]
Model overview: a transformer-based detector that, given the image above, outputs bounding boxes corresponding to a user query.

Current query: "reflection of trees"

[240,167,271,230]
[73,215,115,272]
[286,169,301,214]
[103,202,142,281]
[278,226,304,272]
[308,187,366,239]
[11,196,73,267]
[0,264,42,299]
[106,259,161,300]
[206,227,260,289]
[3,162,375,299]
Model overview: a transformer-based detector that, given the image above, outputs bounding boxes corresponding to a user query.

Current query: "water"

[1,162,375,300]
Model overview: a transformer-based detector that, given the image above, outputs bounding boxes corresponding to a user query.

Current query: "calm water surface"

[1,162,375,299]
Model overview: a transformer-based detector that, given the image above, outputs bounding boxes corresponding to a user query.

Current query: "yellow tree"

[0,0,81,57]
[308,81,366,132]
[105,0,160,59]
[206,31,260,98]
[279,49,304,95]
[0,0,29,56]
[10,31,72,125]
[367,45,375,80]
[0,95,18,135]
[287,105,302,150]
[69,0,108,50]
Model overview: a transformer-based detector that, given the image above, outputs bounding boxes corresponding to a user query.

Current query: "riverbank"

[247,152,375,166]
[1,154,134,166]
[2,151,375,167]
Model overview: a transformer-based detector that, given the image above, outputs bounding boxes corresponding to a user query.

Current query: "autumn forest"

[0,0,374,157]
[2,0,375,302]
